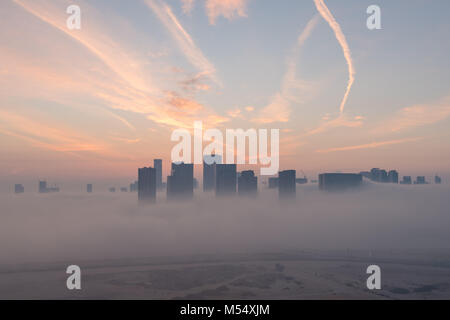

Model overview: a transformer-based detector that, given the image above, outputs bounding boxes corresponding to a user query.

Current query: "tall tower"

[279,170,296,199]
[215,164,237,196]
[154,159,162,190]
[203,154,222,191]
[167,162,194,200]
[138,167,157,203]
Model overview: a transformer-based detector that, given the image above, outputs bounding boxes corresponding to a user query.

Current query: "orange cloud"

[372,96,450,134]
[205,0,249,24]
[316,137,422,153]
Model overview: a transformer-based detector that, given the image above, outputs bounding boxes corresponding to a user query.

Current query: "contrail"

[313,0,355,114]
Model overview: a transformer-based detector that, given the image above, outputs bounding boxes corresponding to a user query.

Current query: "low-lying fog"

[1,182,450,265]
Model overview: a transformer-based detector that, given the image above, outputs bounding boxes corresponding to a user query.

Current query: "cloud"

[305,114,364,136]
[253,15,320,124]
[372,96,450,134]
[227,108,244,119]
[145,0,219,85]
[7,0,226,135]
[313,0,355,114]
[204,0,249,25]
[0,110,106,153]
[181,0,195,14]
[316,137,422,153]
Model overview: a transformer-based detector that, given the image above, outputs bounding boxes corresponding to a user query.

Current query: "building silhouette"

[364,168,398,183]
[215,164,236,196]
[87,184,93,193]
[120,187,128,192]
[279,170,296,198]
[435,175,442,184]
[268,177,279,189]
[388,170,399,183]
[414,176,427,185]
[109,187,116,193]
[138,167,156,203]
[154,159,163,190]
[14,184,24,194]
[238,170,257,197]
[203,154,222,192]
[400,176,412,185]
[167,162,193,200]
[319,173,362,191]
[39,180,59,193]
[130,181,138,192]
[39,181,47,193]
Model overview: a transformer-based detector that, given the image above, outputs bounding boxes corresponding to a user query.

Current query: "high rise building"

[400,176,412,185]
[154,159,163,190]
[38,180,59,193]
[268,177,279,189]
[388,170,399,183]
[14,184,24,194]
[370,168,381,182]
[203,154,222,192]
[167,162,193,200]
[238,170,257,197]
[138,167,156,203]
[39,180,47,193]
[435,175,442,184]
[319,173,362,191]
[130,181,138,192]
[279,170,296,198]
[87,184,93,193]
[215,164,236,196]
[414,176,427,185]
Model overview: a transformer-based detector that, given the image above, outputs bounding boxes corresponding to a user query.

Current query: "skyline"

[1,0,450,183]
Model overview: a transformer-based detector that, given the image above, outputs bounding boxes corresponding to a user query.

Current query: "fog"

[1,182,450,266]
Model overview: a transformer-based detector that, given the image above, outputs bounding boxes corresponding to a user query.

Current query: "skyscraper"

[319,173,362,191]
[435,175,442,184]
[400,176,412,185]
[39,180,47,193]
[154,159,163,190]
[167,162,194,200]
[130,181,138,192]
[414,176,427,185]
[87,184,93,193]
[388,170,399,183]
[268,177,279,189]
[215,164,236,196]
[203,154,222,192]
[14,184,24,194]
[238,170,257,197]
[138,166,157,203]
[278,170,296,198]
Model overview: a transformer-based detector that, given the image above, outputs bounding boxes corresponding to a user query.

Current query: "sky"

[1,0,450,183]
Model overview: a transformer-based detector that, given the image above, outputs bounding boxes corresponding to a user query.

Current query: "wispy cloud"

[253,15,320,124]
[0,110,106,153]
[182,0,249,24]
[9,0,225,132]
[145,0,219,85]
[313,0,355,114]
[316,137,422,153]
[372,96,450,134]
[204,0,249,25]
[305,114,364,136]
